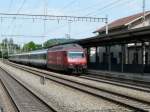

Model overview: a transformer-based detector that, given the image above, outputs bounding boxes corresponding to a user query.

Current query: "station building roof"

[77,26,150,47]
[94,11,150,33]
[50,26,150,48]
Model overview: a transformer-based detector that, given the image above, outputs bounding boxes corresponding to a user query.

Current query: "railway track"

[85,72,150,90]
[3,61,150,112]
[0,79,18,112]
[80,75,150,93]
[0,66,56,112]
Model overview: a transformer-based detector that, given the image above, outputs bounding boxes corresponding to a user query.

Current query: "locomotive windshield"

[68,52,84,58]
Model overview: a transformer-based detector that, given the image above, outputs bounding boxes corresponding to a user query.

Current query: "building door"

[133,52,138,64]
[145,52,148,65]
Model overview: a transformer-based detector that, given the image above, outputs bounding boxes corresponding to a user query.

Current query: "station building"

[86,11,150,73]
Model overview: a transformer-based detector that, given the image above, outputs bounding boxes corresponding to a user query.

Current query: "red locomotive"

[9,44,87,74]
[47,44,87,73]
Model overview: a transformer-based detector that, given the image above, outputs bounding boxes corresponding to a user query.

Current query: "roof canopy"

[51,26,150,48]
[79,26,150,47]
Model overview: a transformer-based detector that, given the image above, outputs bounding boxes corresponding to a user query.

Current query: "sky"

[0,0,150,46]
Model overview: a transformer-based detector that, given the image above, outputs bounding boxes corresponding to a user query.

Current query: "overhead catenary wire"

[0,12,107,40]
[43,0,48,46]
[0,0,13,41]
[60,0,77,11]
[44,24,67,36]
[85,0,121,16]
[3,0,141,41]
[0,13,107,22]
[2,0,27,56]
[0,0,107,37]
[0,0,145,44]
[70,0,138,38]
[92,0,136,16]
[67,0,105,15]
[1,34,48,38]
[6,0,27,36]
[7,0,14,12]
[16,0,26,14]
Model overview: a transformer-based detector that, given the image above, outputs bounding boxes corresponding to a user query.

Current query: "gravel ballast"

[11,61,150,103]
[0,61,132,112]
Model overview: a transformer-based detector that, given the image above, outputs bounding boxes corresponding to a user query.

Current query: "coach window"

[33,54,35,59]
[39,54,42,59]
[42,54,45,60]
[32,54,34,59]
[43,53,46,60]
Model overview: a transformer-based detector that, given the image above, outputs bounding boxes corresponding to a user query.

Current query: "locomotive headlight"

[69,63,73,66]
[69,63,74,68]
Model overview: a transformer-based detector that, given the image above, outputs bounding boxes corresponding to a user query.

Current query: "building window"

[103,53,107,64]
[90,47,96,63]
[119,52,122,64]
[111,52,117,64]
[133,52,138,64]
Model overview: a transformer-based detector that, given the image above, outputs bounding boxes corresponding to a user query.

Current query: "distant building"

[88,11,150,73]
[94,11,150,35]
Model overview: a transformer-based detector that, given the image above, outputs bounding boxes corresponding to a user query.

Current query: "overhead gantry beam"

[0,13,107,22]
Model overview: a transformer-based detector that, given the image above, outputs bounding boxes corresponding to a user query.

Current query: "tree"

[22,41,42,52]
[23,41,36,51]
[43,38,75,48]
[0,50,2,58]
[2,38,8,48]
[35,44,42,49]
[43,39,58,48]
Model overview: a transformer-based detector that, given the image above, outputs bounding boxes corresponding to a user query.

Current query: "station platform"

[87,69,150,83]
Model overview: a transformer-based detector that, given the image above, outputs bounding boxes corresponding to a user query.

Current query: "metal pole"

[7,42,9,57]
[135,43,138,64]
[121,45,125,72]
[0,45,3,60]
[43,0,47,48]
[143,0,146,26]
[68,20,72,39]
[107,46,111,71]
[142,42,146,65]
[105,16,109,72]
[96,46,99,63]
[142,42,146,74]
[105,16,108,35]
[87,47,90,65]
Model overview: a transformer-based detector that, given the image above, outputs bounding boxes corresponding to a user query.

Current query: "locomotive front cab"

[67,51,87,73]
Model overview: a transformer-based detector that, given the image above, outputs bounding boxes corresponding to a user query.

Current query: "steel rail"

[5,61,150,112]
[0,79,19,112]
[85,72,150,88]
[0,66,57,112]
[79,75,150,93]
